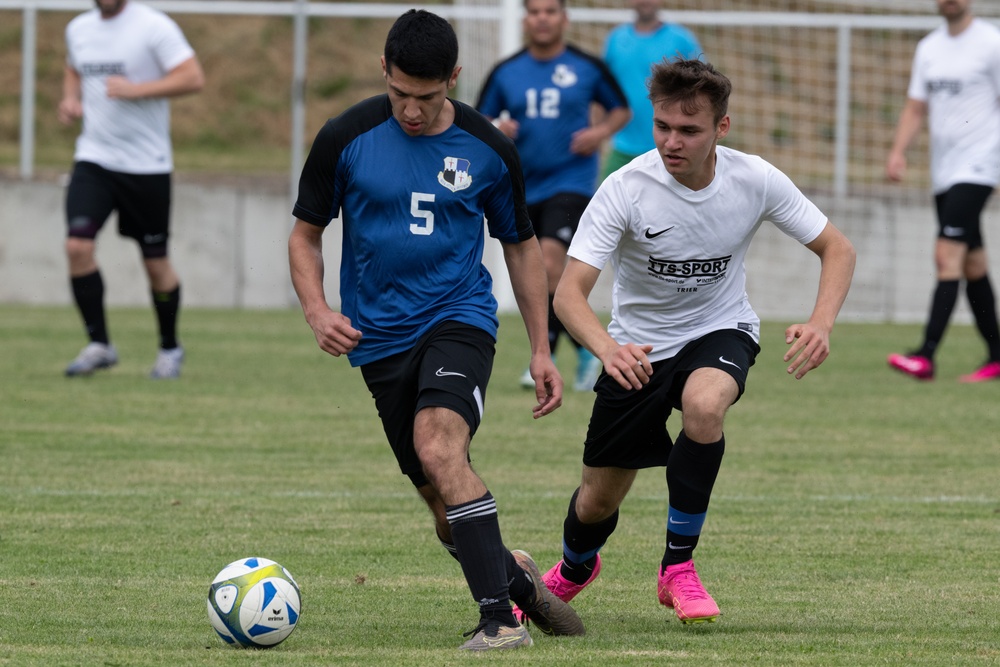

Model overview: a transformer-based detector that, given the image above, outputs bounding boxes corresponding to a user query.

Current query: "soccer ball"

[207,557,301,648]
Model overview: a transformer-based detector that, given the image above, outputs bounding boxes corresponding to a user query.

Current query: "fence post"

[20,0,37,180]
[290,0,308,201]
[833,21,851,199]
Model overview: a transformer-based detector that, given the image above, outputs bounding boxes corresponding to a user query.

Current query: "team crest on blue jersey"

[551,64,578,88]
[438,156,472,192]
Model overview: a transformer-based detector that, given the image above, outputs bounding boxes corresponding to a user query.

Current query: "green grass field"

[3,305,999,666]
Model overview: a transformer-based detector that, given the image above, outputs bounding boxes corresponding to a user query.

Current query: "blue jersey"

[476,45,627,204]
[604,23,702,157]
[293,95,533,367]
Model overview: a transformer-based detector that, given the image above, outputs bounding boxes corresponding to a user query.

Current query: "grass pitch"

[2,305,999,666]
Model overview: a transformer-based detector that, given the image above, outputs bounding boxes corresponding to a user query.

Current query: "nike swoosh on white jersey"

[435,367,467,378]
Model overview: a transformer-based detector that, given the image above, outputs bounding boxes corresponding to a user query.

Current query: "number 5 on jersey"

[410,192,434,235]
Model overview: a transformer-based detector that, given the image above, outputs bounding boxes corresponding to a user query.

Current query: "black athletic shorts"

[65,161,172,259]
[359,320,495,487]
[934,183,994,251]
[527,192,590,247]
[582,329,760,469]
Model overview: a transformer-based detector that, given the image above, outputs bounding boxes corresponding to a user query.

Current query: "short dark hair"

[384,9,459,82]
[648,58,731,124]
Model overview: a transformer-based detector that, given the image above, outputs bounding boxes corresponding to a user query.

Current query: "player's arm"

[570,106,631,156]
[58,64,82,125]
[288,219,362,358]
[783,221,856,379]
[106,56,205,100]
[502,238,563,418]
[885,98,927,182]
[554,257,653,390]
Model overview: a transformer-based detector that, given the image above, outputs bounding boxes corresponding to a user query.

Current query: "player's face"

[936,0,970,22]
[382,59,460,137]
[631,0,661,24]
[524,0,567,49]
[94,0,126,18]
[651,96,729,191]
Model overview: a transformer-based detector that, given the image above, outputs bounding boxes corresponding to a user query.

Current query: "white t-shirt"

[65,2,195,173]
[569,146,828,361]
[908,18,1000,193]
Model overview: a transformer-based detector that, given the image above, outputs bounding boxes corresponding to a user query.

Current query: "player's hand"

[106,75,138,99]
[307,309,362,358]
[58,98,82,125]
[569,127,603,156]
[783,322,831,379]
[604,342,654,390]
[885,153,906,182]
[495,117,519,140]
[529,354,563,419]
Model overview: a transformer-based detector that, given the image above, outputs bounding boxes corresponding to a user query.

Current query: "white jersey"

[65,2,195,173]
[908,18,1000,193]
[569,146,828,361]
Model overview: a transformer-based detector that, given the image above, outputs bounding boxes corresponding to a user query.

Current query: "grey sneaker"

[511,549,585,636]
[459,619,532,651]
[65,342,118,376]
[150,347,184,379]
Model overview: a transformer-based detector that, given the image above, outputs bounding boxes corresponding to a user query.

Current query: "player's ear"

[448,66,461,90]
[381,56,388,79]
[716,115,730,140]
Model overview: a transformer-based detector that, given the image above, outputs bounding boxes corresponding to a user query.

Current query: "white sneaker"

[150,347,184,379]
[574,348,601,392]
[519,366,535,389]
[65,342,118,376]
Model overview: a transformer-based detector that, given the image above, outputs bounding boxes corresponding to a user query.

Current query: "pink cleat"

[887,353,934,380]
[657,561,719,624]
[513,554,601,625]
[959,360,1000,383]
[542,554,602,603]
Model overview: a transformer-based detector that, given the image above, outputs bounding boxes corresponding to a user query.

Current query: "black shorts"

[65,161,172,259]
[359,321,496,487]
[527,192,590,247]
[582,329,760,469]
[934,183,994,251]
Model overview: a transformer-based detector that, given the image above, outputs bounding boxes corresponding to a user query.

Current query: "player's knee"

[575,486,622,523]
[65,237,96,268]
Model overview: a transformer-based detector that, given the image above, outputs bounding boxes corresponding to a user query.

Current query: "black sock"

[436,529,460,562]
[559,487,619,584]
[966,276,1000,361]
[916,280,959,360]
[151,285,181,350]
[446,492,517,626]
[71,271,108,344]
[663,431,724,567]
[547,293,561,354]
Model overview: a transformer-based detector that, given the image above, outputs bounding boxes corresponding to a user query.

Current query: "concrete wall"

[1,176,991,324]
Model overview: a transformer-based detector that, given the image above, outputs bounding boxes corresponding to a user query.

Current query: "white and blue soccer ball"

[207,557,301,648]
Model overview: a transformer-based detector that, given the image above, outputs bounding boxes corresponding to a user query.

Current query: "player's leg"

[547,466,634,593]
[536,359,675,606]
[120,172,184,378]
[658,330,756,623]
[955,186,1000,381]
[64,162,118,376]
[412,323,581,645]
[962,247,1000,381]
[888,184,983,379]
